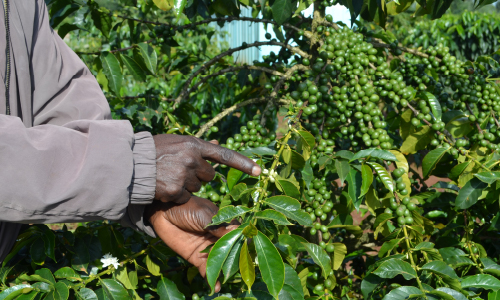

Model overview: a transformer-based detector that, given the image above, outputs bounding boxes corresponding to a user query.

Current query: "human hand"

[153,135,261,204]
[146,196,238,292]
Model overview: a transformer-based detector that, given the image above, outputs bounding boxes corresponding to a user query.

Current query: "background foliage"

[1,0,500,299]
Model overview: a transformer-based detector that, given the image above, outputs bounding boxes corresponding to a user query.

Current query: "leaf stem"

[402,225,426,297]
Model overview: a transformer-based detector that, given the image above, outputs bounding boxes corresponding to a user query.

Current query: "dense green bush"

[388,11,500,62]
[2,0,500,299]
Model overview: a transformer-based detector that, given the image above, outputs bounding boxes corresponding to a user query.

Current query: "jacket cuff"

[129,132,156,204]
[120,204,157,238]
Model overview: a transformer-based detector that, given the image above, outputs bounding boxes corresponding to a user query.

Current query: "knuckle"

[219,147,235,164]
[183,156,197,167]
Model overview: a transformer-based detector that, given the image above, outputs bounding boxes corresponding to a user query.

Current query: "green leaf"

[239,239,255,291]
[255,210,292,225]
[331,243,347,271]
[41,228,56,262]
[284,264,304,299]
[277,179,301,200]
[435,288,467,300]
[290,150,305,169]
[173,0,187,17]
[146,255,161,276]
[455,178,488,209]
[400,109,413,140]
[350,148,397,162]
[264,195,312,226]
[227,168,244,191]
[100,52,123,96]
[361,273,383,299]
[34,268,56,285]
[301,161,313,189]
[137,43,158,74]
[15,291,39,300]
[91,9,112,39]
[400,125,433,154]
[367,162,394,193]
[211,206,251,226]
[231,183,248,200]
[489,290,500,300]
[30,238,46,265]
[78,288,98,300]
[0,284,32,300]
[222,237,243,283]
[153,0,174,10]
[302,243,331,278]
[382,286,423,300]
[373,259,417,280]
[121,55,147,81]
[360,164,373,199]
[475,172,500,184]
[420,92,442,121]
[346,169,362,210]
[100,279,129,300]
[461,274,500,290]
[255,231,285,298]
[206,228,243,294]
[421,261,459,279]
[445,116,473,138]
[44,282,69,300]
[335,159,351,186]
[450,161,471,181]
[54,267,81,281]
[422,146,450,179]
[378,239,402,258]
[298,130,315,149]
[157,277,185,300]
[336,150,354,160]
[481,258,500,277]
[272,0,294,25]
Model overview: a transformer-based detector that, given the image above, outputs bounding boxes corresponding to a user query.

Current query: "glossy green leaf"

[461,274,500,290]
[422,146,450,179]
[350,148,397,162]
[230,183,247,200]
[283,264,304,299]
[290,150,305,169]
[382,286,423,300]
[15,291,39,300]
[44,282,69,300]
[34,268,56,285]
[435,288,467,300]
[222,237,243,283]
[302,243,331,278]
[41,228,56,262]
[361,273,384,299]
[227,168,244,191]
[277,179,301,200]
[78,288,98,300]
[255,231,285,298]
[255,210,292,225]
[400,125,433,154]
[242,222,258,238]
[455,177,488,209]
[367,162,394,193]
[0,284,32,300]
[157,277,185,300]
[122,55,147,81]
[481,258,500,277]
[54,267,81,281]
[335,159,351,185]
[378,238,402,258]
[239,239,255,291]
[100,52,123,96]
[373,259,417,280]
[346,169,362,210]
[360,164,373,199]
[297,131,315,149]
[137,43,158,74]
[211,206,251,226]
[173,0,187,17]
[445,115,473,138]
[489,290,500,300]
[421,261,459,279]
[450,161,471,181]
[264,195,312,226]
[331,243,347,270]
[420,92,442,121]
[100,279,129,300]
[475,172,500,184]
[206,228,243,293]
[30,238,46,265]
[301,161,313,189]
[115,266,135,290]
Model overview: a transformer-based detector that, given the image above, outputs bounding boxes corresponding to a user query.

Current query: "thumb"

[207,222,240,239]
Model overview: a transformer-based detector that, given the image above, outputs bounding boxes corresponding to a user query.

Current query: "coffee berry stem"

[402,225,427,296]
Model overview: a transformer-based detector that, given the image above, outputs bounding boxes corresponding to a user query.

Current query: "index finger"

[198,140,261,177]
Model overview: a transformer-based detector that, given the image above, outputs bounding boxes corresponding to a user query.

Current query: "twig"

[466,103,483,133]
[371,38,442,62]
[491,111,500,128]
[175,41,310,104]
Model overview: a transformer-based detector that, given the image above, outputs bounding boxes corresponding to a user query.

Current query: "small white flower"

[101,253,120,269]
[262,169,269,175]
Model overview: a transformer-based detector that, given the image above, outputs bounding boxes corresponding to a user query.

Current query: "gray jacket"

[0,1,157,262]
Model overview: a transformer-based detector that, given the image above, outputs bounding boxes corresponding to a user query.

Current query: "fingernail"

[252,166,261,177]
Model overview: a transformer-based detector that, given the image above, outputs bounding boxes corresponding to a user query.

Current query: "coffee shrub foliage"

[2,0,500,299]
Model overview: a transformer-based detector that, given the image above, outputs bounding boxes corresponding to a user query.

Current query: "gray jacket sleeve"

[0,2,156,226]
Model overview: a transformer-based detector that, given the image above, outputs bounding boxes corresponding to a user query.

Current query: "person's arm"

[0,1,156,224]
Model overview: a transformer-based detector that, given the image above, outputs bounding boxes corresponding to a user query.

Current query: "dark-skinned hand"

[153,135,261,204]
[146,196,239,293]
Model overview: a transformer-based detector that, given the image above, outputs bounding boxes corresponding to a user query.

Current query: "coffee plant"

[2,0,500,299]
